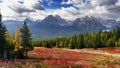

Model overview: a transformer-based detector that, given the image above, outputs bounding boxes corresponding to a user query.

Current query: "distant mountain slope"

[29,15,108,40]
[4,15,118,40]
[99,19,117,29]
[72,16,107,32]
[111,21,120,29]
[3,20,23,35]
[41,15,69,26]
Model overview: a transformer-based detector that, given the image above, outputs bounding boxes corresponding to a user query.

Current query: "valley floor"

[0,47,119,68]
[61,47,120,57]
[28,47,120,68]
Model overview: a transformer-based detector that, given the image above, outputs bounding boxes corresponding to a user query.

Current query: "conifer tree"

[20,21,32,58]
[13,26,23,58]
[13,26,21,52]
[0,12,7,58]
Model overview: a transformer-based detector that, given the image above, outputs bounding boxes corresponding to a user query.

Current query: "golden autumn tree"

[13,26,23,58]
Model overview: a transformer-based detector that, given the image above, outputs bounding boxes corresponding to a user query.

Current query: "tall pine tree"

[20,21,32,58]
[0,12,7,58]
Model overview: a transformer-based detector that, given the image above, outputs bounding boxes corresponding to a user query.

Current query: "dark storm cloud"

[0,0,2,3]
[91,0,118,6]
[9,0,45,14]
[9,6,35,14]
[32,3,45,10]
[107,5,120,13]
[101,0,118,6]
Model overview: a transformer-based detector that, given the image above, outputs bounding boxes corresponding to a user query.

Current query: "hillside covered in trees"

[32,28,120,49]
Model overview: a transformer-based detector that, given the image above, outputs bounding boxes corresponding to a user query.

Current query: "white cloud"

[0,0,120,21]
[51,7,81,20]
[0,0,45,21]
[0,0,81,21]
[61,0,120,20]
[23,0,44,10]
[116,17,120,21]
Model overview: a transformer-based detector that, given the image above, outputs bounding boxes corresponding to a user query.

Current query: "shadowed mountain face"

[99,19,117,29]
[112,21,120,29]
[4,15,118,40]
[41,15,69,26]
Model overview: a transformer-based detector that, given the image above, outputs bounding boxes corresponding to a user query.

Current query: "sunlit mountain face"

[0,0,120,40]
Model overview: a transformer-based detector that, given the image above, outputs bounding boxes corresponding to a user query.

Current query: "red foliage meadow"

[28,47,120,67]
[98,47,120,54]
[28,47,102,60]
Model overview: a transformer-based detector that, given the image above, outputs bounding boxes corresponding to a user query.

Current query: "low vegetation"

[0,47,119,68]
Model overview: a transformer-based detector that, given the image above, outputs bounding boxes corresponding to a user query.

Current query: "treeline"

[0,13,32,59]
[32,28,120,49]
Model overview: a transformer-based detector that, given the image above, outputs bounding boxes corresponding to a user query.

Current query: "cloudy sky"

[0,0,120,21]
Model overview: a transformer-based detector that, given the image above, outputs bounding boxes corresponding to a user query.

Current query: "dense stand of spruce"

[32,28,120,49]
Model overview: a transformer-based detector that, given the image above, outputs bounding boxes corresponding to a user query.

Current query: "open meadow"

[29,47,120,68]
[0,47,119,68]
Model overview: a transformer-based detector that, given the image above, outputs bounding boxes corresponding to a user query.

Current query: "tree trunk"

[25,50,27,58]
[4,48,7,59]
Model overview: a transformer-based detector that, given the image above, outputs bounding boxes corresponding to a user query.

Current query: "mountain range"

[3,15,120,40]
